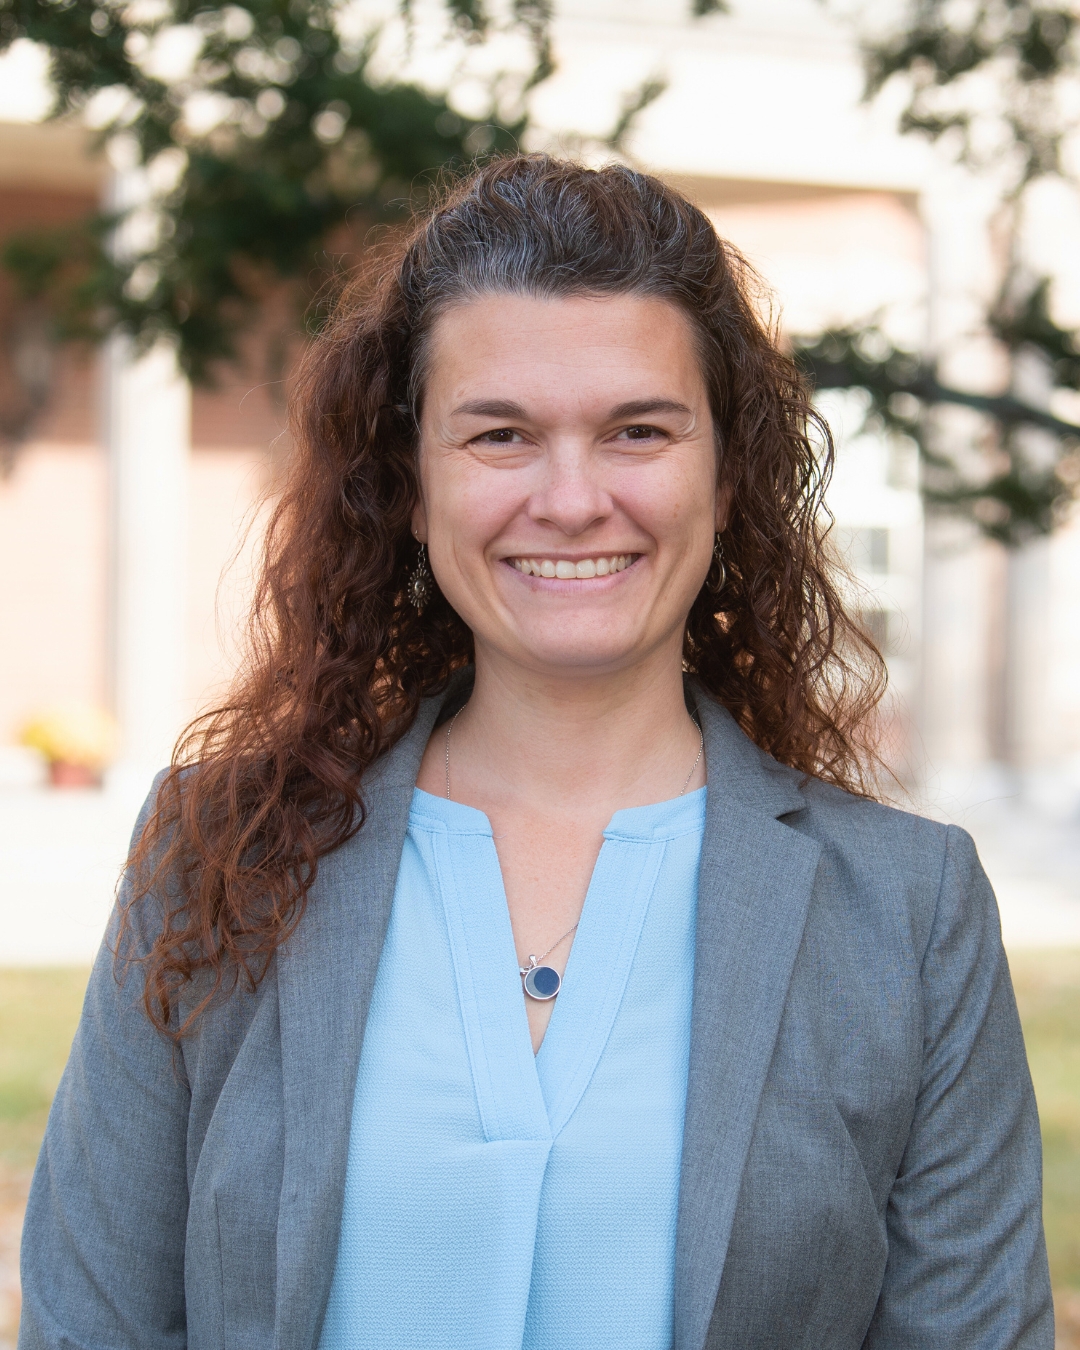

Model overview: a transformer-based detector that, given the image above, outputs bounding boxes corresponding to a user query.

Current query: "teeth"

[511,555,634,577]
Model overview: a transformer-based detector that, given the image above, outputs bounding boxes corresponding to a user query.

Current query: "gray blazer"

[19,687,1052,1350]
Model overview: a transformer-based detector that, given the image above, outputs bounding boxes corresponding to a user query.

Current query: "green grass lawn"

[1011,949,1080,1293]
[2,952,1079,1290]
[0,968,89,1170]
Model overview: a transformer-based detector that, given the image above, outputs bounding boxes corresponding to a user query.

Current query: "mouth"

[506,554,640,579]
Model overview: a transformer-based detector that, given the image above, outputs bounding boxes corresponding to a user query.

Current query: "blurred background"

[0,0,1078,1342]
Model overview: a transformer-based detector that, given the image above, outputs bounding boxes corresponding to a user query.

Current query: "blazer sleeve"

[863,824,1054,1349]
[18,785,190,1350]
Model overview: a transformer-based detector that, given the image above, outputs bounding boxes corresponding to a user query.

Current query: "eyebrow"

[450,399,529,419]
[608,399,694,419]
[449,397,695,420]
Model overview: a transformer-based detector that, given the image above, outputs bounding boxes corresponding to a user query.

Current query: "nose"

[527,440,612,537]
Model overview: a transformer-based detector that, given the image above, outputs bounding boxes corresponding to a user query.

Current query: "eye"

[473,427,521,444]
[619,424,664,441]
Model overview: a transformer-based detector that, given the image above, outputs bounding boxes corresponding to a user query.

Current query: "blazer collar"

[674,690,822,1350]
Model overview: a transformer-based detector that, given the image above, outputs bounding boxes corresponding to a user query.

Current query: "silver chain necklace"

[444,707,704,1001]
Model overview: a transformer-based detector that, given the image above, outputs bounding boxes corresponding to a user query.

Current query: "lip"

[502,552,638,564]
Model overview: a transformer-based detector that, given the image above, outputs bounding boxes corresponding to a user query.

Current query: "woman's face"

[413,292,724,681]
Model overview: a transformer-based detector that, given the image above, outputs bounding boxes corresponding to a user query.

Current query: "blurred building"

[0,0,1079,961]
[0,121,283,774]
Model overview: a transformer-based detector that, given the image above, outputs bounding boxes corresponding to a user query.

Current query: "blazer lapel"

[273,686,458,1350]
[675,695,822,1350]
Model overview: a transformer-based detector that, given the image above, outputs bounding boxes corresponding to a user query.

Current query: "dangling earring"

[408,542,433,612]
[708,534,727,594]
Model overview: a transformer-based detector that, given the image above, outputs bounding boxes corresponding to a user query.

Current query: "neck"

[449,639,701,815]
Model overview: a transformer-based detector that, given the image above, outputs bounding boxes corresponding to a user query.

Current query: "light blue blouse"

[318,784,706,1350]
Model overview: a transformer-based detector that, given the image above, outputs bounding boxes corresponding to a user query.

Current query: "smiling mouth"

[508,554,639,579]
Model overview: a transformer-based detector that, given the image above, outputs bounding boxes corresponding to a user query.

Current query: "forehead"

[421,292,707,410]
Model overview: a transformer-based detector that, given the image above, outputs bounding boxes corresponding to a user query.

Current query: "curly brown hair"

[125,153,885,1034]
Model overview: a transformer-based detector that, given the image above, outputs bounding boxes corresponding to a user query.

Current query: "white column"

[918,515,1001,793]
[1003,360,1058,777]
[915,168,1011,806]
[101,144,193,789]
[1005,537,1053,770]
[104,335,190,784]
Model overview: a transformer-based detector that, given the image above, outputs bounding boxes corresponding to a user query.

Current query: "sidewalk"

[0,780,148,965]
[961,796,1080,950]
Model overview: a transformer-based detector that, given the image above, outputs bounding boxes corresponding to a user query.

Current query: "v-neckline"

[410,787,704,1141]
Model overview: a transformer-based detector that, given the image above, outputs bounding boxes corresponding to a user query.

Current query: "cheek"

[423,458,520,560]
[620,458,716,542]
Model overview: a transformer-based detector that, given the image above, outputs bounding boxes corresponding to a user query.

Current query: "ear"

[411,499,428,544]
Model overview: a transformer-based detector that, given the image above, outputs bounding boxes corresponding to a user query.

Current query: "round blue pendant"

[523,964,561,1000]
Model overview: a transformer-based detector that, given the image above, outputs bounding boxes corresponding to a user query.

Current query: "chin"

[511,630,646,676]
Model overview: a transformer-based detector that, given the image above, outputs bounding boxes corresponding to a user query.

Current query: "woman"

[20,156,1051,1350]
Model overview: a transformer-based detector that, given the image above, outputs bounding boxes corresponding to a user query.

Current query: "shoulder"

[696,688,958,890]
[784,771,990,969]
[791,770,952,863]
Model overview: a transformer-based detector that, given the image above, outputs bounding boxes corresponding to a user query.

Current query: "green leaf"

[794,323,1080,545]
[0,0,537,380]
